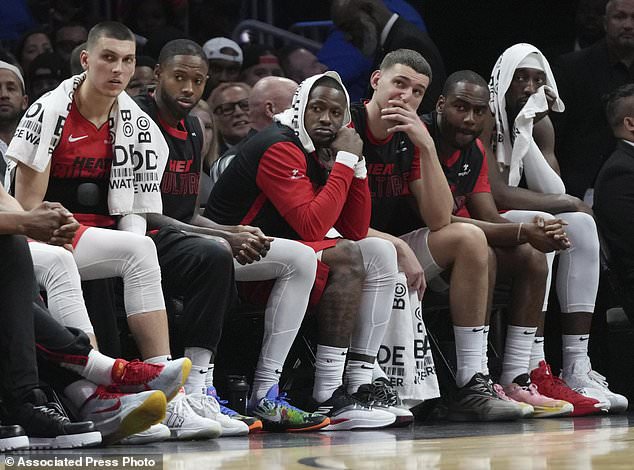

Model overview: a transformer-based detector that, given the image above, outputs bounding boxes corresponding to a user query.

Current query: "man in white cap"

[202,37,243,94]
[0,60,27,180]
[482,43,628,415]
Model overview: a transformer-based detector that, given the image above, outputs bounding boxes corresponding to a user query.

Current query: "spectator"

[0,61,27,181]
[126,55,157,97]
[26,51,65,101]
[207,81,251,154]
[54,22,88,65]
[202,37,243,93]
[553,0,634,201]
[239,44,284,87]
[278,46,327,84]
[15,28,53,74]
[69,41,86,75]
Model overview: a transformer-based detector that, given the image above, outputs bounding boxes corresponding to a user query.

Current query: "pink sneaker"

[492,382,533,417]
[504,374,573,418]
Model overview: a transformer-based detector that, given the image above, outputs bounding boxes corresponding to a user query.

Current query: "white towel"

[489,43,566,193]
[6,73,168,216]
[274,70,351,154]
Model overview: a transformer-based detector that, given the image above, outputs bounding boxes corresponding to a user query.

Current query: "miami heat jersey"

[47,100,114,227]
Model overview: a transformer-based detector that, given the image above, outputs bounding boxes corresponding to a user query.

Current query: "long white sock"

[249,359,283,409]
[345,359,374,394]
[500,325,536,385]
[313,344,347,403]
[562,334,590,373]
[454,326,484,388]
[146,355,171,364]
[60,350,116,385]
[481,326,490,376]
[184,347,212,394]
[529,337,545,371]
[373,359,388,381]
[205,363,215,389]
[64,379,98,408]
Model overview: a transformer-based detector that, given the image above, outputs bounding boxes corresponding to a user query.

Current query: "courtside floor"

[3,413,634,469]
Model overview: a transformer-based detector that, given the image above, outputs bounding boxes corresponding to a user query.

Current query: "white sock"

[500,325,536,385]
[345,359,374,394]
[562,334,590,373]
[183,347,213,395]
[64,379,98,408]
[481,326,490,376]
[60,350,116,385]
[529,337,545,371]
[372,359,388,381]
[313,344,347,403]
[454,325,484,388]
[250,359,283,409]
[205,363,215,389]
[145,355,171,364]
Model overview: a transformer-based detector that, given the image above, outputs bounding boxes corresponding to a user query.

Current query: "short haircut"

[379,49,432,81]
[86,21,135,50]
[208,81,251,106]
[313,76,344,94]
[158,39,207,68]
[605,83,634,129]
[442,70,489,96]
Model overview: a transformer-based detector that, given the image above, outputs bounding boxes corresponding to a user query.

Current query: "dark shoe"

[447,373,524,422]
[7,389,101,449]
[0,424,28,451]
[354,379,414,427]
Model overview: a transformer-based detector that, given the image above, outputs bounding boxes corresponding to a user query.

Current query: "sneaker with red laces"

[504,374,573,418]
[111,358,191,402]
[78,385,167,445]
[530,361,602,417]
[492,382,534,418]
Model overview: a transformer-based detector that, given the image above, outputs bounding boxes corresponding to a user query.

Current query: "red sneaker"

[111,358,191,402]
[530,361,601,417]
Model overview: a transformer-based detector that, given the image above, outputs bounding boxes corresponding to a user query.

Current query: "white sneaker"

[119,423,170,445]
[184,393,249,437]
[562,358,628,413]
[163,393,222,440]
[561,358,614,412]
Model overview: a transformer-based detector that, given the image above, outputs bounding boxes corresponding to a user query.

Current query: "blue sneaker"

[205,386,262,432]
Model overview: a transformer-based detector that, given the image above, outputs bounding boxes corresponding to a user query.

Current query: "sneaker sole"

[119,425,171,445]
[447,407,523,422]
[321,414,396,431]
[532,403,574,418]
[168,423,222,441]
[219,424,250,437]
[103,391,167,445]
[569,405,605,417]
[247,420,263,433]
[0,436,30,451]
[29,431,102,450]
[164,360,191,403]
[262,416,331,433]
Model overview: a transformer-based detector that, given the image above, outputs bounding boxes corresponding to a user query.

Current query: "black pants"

[150,226,236,356]
[0,235,92,404]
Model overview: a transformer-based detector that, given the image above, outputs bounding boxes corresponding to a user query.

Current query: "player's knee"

[450,223,488,258]
[516,244,549,279]
[326,240,365,280]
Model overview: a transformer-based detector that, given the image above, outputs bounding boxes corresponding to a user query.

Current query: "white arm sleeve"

[118,213,147,235]
[522,141,566,194]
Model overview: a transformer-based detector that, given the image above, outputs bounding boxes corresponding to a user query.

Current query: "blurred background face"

[55,25,88,63]
[283,48,327,83]
[21,32,53,71]
[0,70,27,125]
[605,0,634,50]
[209,85,251,145]
[126,65,156,96]
[208,58,241,90]
[190,101,215,161]
[240,61,284,87]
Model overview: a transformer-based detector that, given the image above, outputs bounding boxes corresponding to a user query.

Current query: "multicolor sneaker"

[353,379,414,427]
[503,374,573,418]
[309,386,395,431]
[562,358,626,413]
[206,386,263,433]
[163,391,221,440]
[184,393,249,436]
[251,384,330,432]
[492,383,534,418]
[447,373,524,422]
[111,358,191,402]
[530,360,603,417]
[78,386,166,445]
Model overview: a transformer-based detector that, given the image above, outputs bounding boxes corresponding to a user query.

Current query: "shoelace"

[492,383,511,400]
[187,394,220,414]
[588,370,610,389]
[372,382,399,406]
[33,405,69,423]
[272,392,304,413]
[117,360,162,384]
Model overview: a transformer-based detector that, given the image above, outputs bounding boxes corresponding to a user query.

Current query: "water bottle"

[226,375,250,414]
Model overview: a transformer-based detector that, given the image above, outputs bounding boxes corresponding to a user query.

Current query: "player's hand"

[331,126,363,159]
[227,231,274,264]
[396,241,426,300]
[381,98,434,150]
[20,201,72,243]
[523,219,569,252]
[236,224,273,255]
[534,87,557,123]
